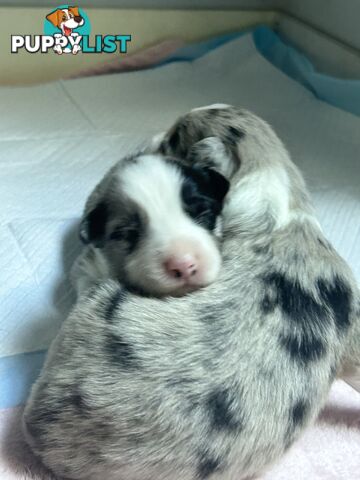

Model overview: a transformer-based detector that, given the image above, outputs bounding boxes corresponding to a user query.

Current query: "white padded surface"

[1,33,359,357]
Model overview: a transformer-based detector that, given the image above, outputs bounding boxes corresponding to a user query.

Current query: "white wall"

[277,0,360,51]
[0,0,274,7]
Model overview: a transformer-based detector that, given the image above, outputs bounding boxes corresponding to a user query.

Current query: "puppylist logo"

[11,5,131,55]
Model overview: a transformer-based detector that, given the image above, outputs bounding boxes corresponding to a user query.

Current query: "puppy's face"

[80,154,229,296]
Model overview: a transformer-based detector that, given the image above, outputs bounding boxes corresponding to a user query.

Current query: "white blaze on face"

[120,155,221,295]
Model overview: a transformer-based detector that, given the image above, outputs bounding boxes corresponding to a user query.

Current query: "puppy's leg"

[71,246,112,297]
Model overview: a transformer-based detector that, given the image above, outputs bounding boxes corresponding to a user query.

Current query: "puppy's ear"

[187,137,237,179]
[79,201,108,248]
[46,9,61,27]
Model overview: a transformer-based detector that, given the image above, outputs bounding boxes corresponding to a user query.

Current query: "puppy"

[23,105,360,480]
[72,152,229,297]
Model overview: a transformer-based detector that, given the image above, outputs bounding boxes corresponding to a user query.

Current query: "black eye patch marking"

[109,212,143,253]
[180,167,229,231]
[182,182,218,230]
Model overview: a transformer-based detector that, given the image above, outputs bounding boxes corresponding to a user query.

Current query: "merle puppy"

[23,105,360,480]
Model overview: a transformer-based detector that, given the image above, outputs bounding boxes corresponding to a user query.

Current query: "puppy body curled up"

[23,105,360,480]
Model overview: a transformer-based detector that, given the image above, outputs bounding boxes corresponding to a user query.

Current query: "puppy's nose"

[165,255,197,281]
[75,16,82,22]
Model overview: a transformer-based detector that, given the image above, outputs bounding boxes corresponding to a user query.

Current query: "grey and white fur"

[23,105,360,480]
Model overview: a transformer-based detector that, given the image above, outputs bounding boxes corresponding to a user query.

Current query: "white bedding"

[1,33,359,360]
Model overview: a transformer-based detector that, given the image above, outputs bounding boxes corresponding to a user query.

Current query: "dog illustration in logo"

[46,6,84,55]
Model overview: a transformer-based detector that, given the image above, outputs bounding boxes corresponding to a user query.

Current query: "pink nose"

[165,255,197,281]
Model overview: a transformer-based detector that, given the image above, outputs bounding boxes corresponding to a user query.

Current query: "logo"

[11,5,131,55]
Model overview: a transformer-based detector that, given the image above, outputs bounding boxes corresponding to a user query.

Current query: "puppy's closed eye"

[109,227,127,241]
[180,166,229,231]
